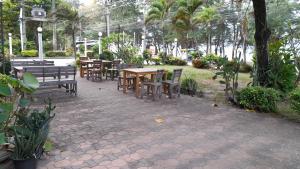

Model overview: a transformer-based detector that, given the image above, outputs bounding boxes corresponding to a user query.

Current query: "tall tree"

[145,0,175,57]
[172,0,203,48]
[252,0,271,86]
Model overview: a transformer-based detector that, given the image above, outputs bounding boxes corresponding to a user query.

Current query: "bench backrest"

[12,60,55,67]
[23,66,76,82]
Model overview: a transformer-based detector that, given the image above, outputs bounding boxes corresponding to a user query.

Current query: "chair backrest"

[154,69,164,83]
[112,60,121,68]
[80,57,88,60]
[24,66,76,82]
[171,69,183,83]
[93,60,102,69]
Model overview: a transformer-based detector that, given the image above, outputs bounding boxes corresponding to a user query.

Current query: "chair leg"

[159,86,162,98]
[141,84,144,99]
[168,85,172,99]
[152,86,156,101]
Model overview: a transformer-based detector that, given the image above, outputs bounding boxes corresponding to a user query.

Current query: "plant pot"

[13,159,37,169]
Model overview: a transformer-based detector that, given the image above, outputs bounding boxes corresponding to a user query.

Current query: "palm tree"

[171,0,203,48]
[56,2,80,57]
[145,0,175,60]
[193,6,220,54]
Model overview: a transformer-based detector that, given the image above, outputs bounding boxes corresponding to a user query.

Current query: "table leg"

[135,73,140,97]
[123,70,127,94]
[80,65,84,78]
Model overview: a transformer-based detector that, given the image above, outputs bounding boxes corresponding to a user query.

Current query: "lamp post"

[98,32,102,55]
[37,27,44,60]
[141,35,145,54]
[8,33,12,56]
[174,38,178,57]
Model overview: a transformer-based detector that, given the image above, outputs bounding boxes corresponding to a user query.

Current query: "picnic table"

[80,60,112,78]
[123,68,167,97]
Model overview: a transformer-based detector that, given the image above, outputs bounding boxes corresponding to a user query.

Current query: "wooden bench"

[23,66,77,95]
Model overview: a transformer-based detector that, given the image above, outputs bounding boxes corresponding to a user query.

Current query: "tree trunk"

[252,0,271,86]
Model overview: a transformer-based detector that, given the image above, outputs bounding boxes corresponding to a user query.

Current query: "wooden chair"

[163,69,183,98]
[117,64,138,90]
[106,60,121,80]
[87,60,102,81]
[141,69,164,101]
[79,57,89,77]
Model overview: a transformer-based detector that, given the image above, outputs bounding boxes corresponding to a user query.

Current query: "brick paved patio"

[37,77,300,169]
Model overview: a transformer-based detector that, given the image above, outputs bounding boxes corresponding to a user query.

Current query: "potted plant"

[11,101,55,169]
[0,73,55,169]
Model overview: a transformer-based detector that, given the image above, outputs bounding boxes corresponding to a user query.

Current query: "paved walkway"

[38,77,300,169]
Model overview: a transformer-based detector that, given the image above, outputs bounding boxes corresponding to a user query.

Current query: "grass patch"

[146,65,251,91]
[277,102,300,122]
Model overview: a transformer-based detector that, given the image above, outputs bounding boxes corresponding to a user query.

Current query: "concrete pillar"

[98,32,102,55]
[84,38,87,57]
[8,33,12,56]
[37,27,43,60]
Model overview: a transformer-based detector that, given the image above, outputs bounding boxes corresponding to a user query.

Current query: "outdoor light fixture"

[98,32,103,37]
[141,35,145,40]
[31,6,47,18]
[174,38,178,42]
[37,27,43,32]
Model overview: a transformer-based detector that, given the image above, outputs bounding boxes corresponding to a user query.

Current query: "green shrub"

[239,63,253,73]
[203,53,220,64]
[192,59,209,69]
[115,46,139,63]
[79,44,85,54]
[266,40,298,93]
[25,41,36,50]
[238,86,280,112]
[166,57,187,66]
[143,49,152,64]
[151,57,161,65]
[66,48,74,56]
[289,88,300,113]
[21,50,38,57]
[181,77,199,96]
[100,50,114,61]
[45,51,66,57]
[130,56,144,67]
[189,51,203,59]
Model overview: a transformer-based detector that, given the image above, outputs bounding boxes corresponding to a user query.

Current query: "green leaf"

[23,72,39,90]
[0,82,11,96]
[0,112,9,123]
[0,103,13,114]
[0,133,5,144]
[19,98,30,108]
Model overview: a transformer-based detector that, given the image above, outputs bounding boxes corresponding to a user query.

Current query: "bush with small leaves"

[21,50,38,57]
[181,77,198,96]
[289,88,300,113]
[45,51,67,57]
[192,58,209,69]
[238,86,280,112]
[151,57,161,65]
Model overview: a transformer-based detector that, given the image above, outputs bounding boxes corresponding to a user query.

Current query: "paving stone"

[36,76,300,169]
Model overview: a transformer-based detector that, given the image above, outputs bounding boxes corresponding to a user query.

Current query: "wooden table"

[123,68,167,97]
[80,60,112,78]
